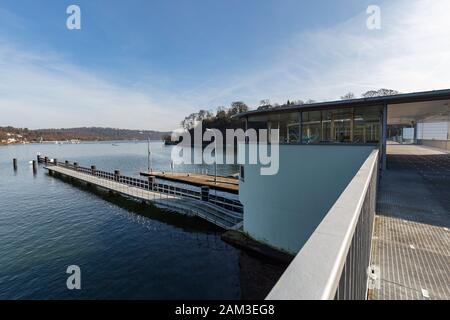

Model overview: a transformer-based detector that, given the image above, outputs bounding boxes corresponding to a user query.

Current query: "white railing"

[266,149,379,300]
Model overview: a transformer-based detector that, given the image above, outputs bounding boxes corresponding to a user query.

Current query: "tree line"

[0,126,169,144]
[175,88,400,140]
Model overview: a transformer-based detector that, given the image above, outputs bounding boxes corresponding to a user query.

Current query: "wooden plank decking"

[140,171,239,194]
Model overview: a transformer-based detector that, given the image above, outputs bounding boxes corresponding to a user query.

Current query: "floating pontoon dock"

[38,156,243,230]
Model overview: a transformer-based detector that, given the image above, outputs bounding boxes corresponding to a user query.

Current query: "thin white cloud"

[1,0,449,130]
[0,40,176,130]
[184,0,450,107]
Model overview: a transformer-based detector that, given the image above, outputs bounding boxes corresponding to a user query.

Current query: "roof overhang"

[387,99,450,125]
[232,89,450,119]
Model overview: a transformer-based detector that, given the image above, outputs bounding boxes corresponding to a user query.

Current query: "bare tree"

[257,99,272,111]
[259,99,270,107]
[196,109,214,121]
[215,106,227,119]
[362,88,400,98]
[181,112,200,130]
[227,101,249,117]
[341,92,355,100]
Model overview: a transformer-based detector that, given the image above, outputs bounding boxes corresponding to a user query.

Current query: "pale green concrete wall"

[240,145,376,254]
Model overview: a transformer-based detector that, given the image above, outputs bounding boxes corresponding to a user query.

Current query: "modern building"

[233,88,450,299]
[235,88,450,253]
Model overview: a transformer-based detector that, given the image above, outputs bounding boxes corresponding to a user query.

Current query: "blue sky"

[1,0,449,130]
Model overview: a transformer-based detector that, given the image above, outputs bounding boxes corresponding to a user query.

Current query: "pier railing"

[38,156,243,215]
[266,149,379,300]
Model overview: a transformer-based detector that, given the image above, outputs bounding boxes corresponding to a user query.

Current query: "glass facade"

[353,106,381,143]
[278,112,300,144]
[302,106,382,144]
[247,105,382,145]
[248,112,300,143]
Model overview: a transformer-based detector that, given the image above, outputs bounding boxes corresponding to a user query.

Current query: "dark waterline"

[0,142,282,299]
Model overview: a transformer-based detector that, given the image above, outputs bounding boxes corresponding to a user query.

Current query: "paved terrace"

[370,143,450,300]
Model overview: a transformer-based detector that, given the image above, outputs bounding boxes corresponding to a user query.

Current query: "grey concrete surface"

[370,144,450,300]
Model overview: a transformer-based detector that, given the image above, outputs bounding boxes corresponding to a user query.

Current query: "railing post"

[381,103,388,170]
[53,158,58,166]
[74,162,78,171]
[201,186,209,202]
[65,160,69,167]
[114,170,121,182]
[148,176,155,190]
[91,165,96,175]
[44,156,48,164]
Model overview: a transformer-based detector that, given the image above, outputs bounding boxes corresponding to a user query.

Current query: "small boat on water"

[164,140,179,146]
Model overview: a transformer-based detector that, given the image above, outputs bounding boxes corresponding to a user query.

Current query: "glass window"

[353,106,381,143]
[247,115,269,131]
[301,105,382,144]
[278,112,300,144]
[247,114,269,143]
[321,110,332,142]
[248,112,300,144]
[287,123,300,144]
[302,111,321,143]
[332,109,353,143]
[249,105,381,145]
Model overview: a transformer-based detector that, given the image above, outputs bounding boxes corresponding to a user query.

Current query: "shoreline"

[0,139,165,146]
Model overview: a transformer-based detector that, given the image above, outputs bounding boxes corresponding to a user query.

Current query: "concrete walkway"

[370,144,450,300]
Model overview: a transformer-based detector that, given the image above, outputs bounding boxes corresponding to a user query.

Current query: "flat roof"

[233,88,450,119]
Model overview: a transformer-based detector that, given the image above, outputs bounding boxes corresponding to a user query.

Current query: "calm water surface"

[0,141,253,299]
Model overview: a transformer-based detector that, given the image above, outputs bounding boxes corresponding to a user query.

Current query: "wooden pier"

[38,156,243,230]
[140,171,239,194]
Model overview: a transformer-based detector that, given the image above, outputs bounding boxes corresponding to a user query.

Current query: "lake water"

[0,141,281,299]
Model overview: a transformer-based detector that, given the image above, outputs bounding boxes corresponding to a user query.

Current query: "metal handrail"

[40,156,243,213]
